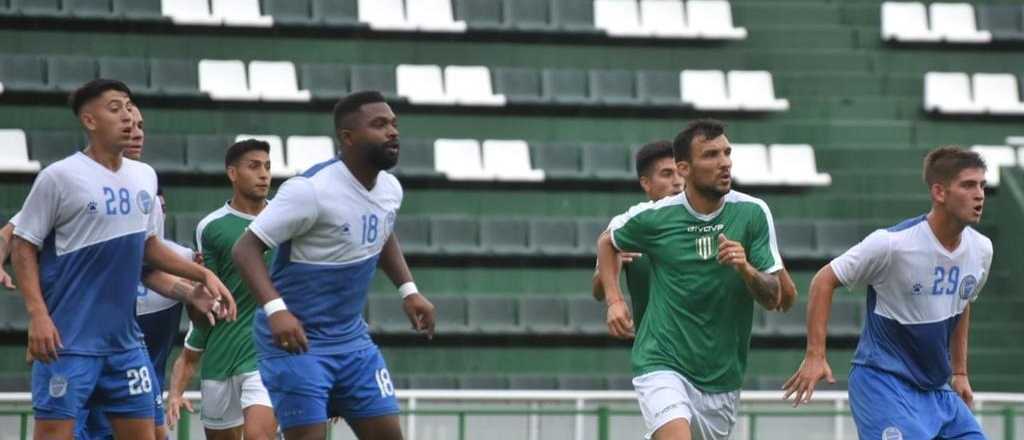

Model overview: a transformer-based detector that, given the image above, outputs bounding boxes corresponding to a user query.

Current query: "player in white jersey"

[10,79,235,439]
[783,147,991,439]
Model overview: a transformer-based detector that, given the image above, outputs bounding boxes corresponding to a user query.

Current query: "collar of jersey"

[223,201,258,220]
[679,191,730,222]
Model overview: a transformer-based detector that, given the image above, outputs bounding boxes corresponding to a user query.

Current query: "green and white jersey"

[604,214,653,328]
[610,190,782,393]
[185,202,271,381]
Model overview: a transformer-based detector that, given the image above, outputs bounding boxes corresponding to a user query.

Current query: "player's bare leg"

[348,415,403,440]
[203,427,242,440]
[283,423,327,440]
[109,417,156,440]
[242,404,277,440]
[154,423,168,440]
[33,419,75,440]
[653,419,692,440]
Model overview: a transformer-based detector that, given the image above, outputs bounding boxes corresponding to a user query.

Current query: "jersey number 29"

[932,265,960,296]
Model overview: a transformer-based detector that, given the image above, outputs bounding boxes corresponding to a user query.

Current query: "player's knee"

[243,425,276,440]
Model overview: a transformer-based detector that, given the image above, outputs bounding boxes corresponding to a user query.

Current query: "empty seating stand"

[882,2,991,44]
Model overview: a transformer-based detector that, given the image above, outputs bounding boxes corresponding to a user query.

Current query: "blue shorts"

[33,348,156,421]
[849,365,986,440]
[259,346,400,430]
[75,360,165,439]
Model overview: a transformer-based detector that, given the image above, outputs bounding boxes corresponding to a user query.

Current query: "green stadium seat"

[606,375,633,390]
[815,220,870,258]
[0,55,49,92]
[589,69,642,107]
[368,295,415,334]
[542,68,595,106]
[775,220,818,260]
[551,0,597,33]
[493,67,544,105]
[0,294,28,332]
[185,134,233,174]
[481,218,529,255]
[300,62,350,100]
[150,58,202,98]
[575,218,607,256]
[312,0,365,28]
[47,56,98,92]
[459,375,509,389]
[508,375,558,390]
[529,218,578,256]
[531,142,585,180]
[29,131,82,165]
[265,0,314,26]
[432,216,483,255]
[162,215,176,241]
[567,296,605,334]
[455,0,506,31]
[98,57,155,96]
[394,216,433,254]
[430,295,470,334]
[144,134,189,174]
[66,0,113,19]
[15,0,66,17]
[503,0,554,32]
[751,307,769,336]
[113,0,165,21]
[764,304,805,336]
[350,64,400,101]
[467,296,521,334]
[0,0,13,15]
[558,375,605,390]
[391,138,439,178]
[977,5,1024,42]
[408,375,457,389]
[830,300,864,337]
[583,143,632,180]
[173,213,204,248]
[519,296,569,334]
[636,70,685,107]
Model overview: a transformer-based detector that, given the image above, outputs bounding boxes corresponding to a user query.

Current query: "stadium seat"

[391,137,440,178]
[300,63,349,100]
[970,145,1016,187]
[235,134,293,177]
[350,64,400,101]
[430,295,470,334]
[151,58,202,97]
[368,295,415,333]
[558,375,605,390]
[606,375,634,390]
[727,70,789,112]
[467,296,521,334]
[751,308,769,336]
[768,144,831,186]
[929,3,990,44]
[173,213,204,248]
[552,0,598,33]
[113,0,165,21]
[459,375,509,390]
[0,129,40,173]
[977,5,1024,42]
[589,69,643,106]
[481,218,530,255]
[29,130,82,165]
[99,57,156,96]
[0,55,48,92]
[923,72,983,114]
[311,0,362,28]
[509,376,558,390]
[248,61,311,102]
[504,0,554,32]
[636,69,685,106]
[775,220,817,259]
[444,65,506,106]
[576,218,608,256]
[434,138,492,180]
[594,0,648,37]
[393,216,434,254]
[67,0,115,20]
[831,300,864,337]
[185,134,233,174]
[396,64,454,105]
[542,68,595,106]
[47,56,97,92]
[493,67,544,105]
[814,221,868,257]
[729,144,779,186]
[765,302,806,336]
[161,0,221,25]
[143,134,189,173]
[455,0,505,31]
[681,70,738,111]
[0,294,28,332]
[972,73,1024,115]
[531,142,586,180]
[881,1,939,42]
[199,59,260,101]
[481,139,544,181]
[529,218,578,255]
[583,143,633,180]
[16,0,66,17]
[639,0,695,38]
[211,0,273,26]
[264,0,315,27]
[285,135,335,173]
[358,0,414,31]
[406,0,467,32]
[519,296,570,334]
[686,0,746,40]
[432,216,484,254]
[408,375,457,389]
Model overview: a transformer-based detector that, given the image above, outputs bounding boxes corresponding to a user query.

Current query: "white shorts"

[633,370,739,440]
[200,371,273,430]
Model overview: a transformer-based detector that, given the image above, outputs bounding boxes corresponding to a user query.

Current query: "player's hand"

[952,374,974,407]
[717,234,748,270]
[402,293,436,339]
[27,313,62,363]
[186,283,228,326]
[606,299,635,339]
[619,252,642,264]
[782,354,835,407]
[776,286,797,312]
[0,266,15,290]
[165,394,195,430]
[269,310,308,354]
[201,270,237,321]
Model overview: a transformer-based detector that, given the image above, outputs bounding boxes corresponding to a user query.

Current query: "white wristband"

[263,298,287,316]
[398,282,419,299]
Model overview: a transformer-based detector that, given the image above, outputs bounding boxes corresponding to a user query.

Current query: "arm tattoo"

[170,279,194,302]
[745,271,781,309]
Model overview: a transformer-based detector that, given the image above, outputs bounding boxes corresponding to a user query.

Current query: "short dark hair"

[672,119,726,162]
[635,140,674,178]
[333,91,387,131]
[225,139,270,168]
[69,79,132,116]
[923,146,987,186]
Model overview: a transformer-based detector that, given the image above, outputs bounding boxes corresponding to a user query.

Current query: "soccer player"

[164,139,277,440]
[231,90,436,440]
[783,147,991,439]
[10,79,234,439]
[597,119,785,440]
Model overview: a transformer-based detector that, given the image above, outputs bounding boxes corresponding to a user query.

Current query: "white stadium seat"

[929,3,991,43]
[0,129,40,173]
[444,66,506,106]
[358,0,415,31]
[681,70,738,111]
[406,0,467,32]
[434,139,493,180]
[199,59,260,101]
[971,145,1016,187]
[640,0,695,38]
[972,73,1024,115]
[729,144,778,186]
[397,64,455,105]
[881,2,940,42]
[727,70,789,112]
[161,0,222,25]
[686,0,747,40]
[482,140,545,182]
[286,136,336,174]
[923,72,984,114]
[211,0,273,27]
[235,134,294,177]
[248,61,312,102]
[769,144,831,186]
[594,0,649,37]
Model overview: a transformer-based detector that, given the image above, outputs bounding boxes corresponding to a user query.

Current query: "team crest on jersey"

[49,375,68,398]
[137,190,153,215]
[959,275,978,300]
[386,211,396,227]
[87,201,98,214]
[882,427,902,440]
[695,235,715,260]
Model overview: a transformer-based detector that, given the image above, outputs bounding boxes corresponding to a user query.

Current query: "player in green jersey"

[597,119,791,440]
[165,139,277,440]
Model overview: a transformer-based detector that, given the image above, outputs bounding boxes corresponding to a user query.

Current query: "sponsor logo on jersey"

[695,235,715,260]
[959,275,978,300]
[341,222,352,236]
[882,427,903,440]
[137,190,153,215]
[49,375,68,398]
[87,201,98,215]
[687,224,725,234]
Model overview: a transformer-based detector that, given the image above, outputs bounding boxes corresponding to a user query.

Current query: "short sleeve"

[972,236,994,303]
[7,210,21,227]
[184,322,208,352]
[610,203,655,253]
[198,221,220,275]
[12,171,61,247]
[147,194,163,239]
[746,202,783,274]
[248,178,319,249]
[830,229,891,288]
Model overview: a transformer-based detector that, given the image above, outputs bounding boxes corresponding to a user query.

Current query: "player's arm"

[950,303,973,407]
[0,222,15,289]
[379,234,435,338]
[782,264,840,406]
[142,271,223,325]
[11,237,61,362]
[165,347,202,429]
[776,268,798,312]
[597,231,634,339]
[233,231,307,353]
[592,250,641,302]
[143,236,237,321]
